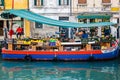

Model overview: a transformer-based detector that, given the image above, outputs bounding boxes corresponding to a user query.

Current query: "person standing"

[16,26,23,38]
[82,31,88,39]
[9,28,14,39]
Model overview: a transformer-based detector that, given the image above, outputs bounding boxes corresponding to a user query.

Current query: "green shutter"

[41,0,43,6]
[59,0,61,5]
[34,0,37,6]
[67,0,69,5]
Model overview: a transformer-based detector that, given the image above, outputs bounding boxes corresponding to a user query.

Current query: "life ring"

[24,55,32,61]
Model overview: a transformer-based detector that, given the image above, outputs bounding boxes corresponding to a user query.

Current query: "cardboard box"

[32,46,36,50]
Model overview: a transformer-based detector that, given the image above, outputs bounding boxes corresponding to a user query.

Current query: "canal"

[0,55,120,80]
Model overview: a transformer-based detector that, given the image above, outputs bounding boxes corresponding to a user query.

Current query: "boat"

[1,10,119,61]
[1,35,119,61]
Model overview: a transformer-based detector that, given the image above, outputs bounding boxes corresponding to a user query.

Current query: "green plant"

[81,38,88,44]
[23,38,31,42]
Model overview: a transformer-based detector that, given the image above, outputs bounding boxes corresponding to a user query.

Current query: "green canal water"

[0,57,120,80]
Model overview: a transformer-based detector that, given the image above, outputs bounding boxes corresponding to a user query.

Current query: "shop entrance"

[0,21,3,36]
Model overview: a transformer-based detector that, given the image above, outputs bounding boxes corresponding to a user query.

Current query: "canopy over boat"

[7,10,116,28]
[77,14,111,19]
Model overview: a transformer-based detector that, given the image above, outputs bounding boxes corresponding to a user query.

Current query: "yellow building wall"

[4,0,28,10]
[14,0,28,9]
[4,0,12,9]
[24,19,30,37]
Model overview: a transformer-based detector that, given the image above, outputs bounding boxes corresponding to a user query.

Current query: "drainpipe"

[70,0,72,16]
[28,0,29,10]
[69,0,72,39]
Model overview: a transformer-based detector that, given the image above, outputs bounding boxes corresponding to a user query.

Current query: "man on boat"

[16,26,23,38]
[82,31,88,39]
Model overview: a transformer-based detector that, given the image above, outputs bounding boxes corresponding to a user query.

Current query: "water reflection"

[0,58,120,80]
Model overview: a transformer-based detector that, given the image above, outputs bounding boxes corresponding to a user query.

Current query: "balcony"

[102,3,112,5]
[77,3,87,8]
[73,7,112,13]
[102,5,111,11]
[33,5,44,8]
[30,6,70,14]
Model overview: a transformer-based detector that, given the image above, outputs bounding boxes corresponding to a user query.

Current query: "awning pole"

[118,7,120,44]
[70,0,72,16]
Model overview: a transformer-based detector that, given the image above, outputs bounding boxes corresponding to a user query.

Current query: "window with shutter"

[78,0,87,4]
[102,0,111,3]
[35,22,43,29]
[77,0,87,8]
[102,0,111,11]
[58,0,69,6]
[34,0,44,7]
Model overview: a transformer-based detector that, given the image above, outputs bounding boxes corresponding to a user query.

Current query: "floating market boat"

[1,10,120,61]
[1,36,119,61]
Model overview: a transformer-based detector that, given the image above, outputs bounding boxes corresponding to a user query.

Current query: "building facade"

[29,0,120,38]
[29,0,76,38]
[72,0,120,23]
[0,0,120,39]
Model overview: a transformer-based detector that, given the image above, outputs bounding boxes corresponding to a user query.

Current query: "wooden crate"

[17,44,21,49]
[37,42,43,47]
[101,42,110,48]
[32,46,36,50]
[59,46,63,51]
[17,40,24,44]
[86,44,91,50]
[8,43,13,50]
[106,42,110,48]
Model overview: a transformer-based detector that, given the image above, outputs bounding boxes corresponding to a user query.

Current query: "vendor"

[9,28,14,39]
[82,31,88,39]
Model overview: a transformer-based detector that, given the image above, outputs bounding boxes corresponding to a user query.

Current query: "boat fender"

[24,55,32,61]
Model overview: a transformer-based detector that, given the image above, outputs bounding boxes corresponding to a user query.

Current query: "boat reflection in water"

[1,58,120,80]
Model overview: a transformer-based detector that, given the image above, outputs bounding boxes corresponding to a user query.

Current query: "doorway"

[0,21,3,36]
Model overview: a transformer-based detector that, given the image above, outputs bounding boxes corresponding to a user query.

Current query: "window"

[34,0,44,6]
[35,22,43,29]
[102,0,111,3]
[102,0,111,11]
[0,0,4,6]
[59,17,69,21]
[59,17,69,38]
[59,0,69,6]
[77,0,87,8]
[78,0,87,4]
